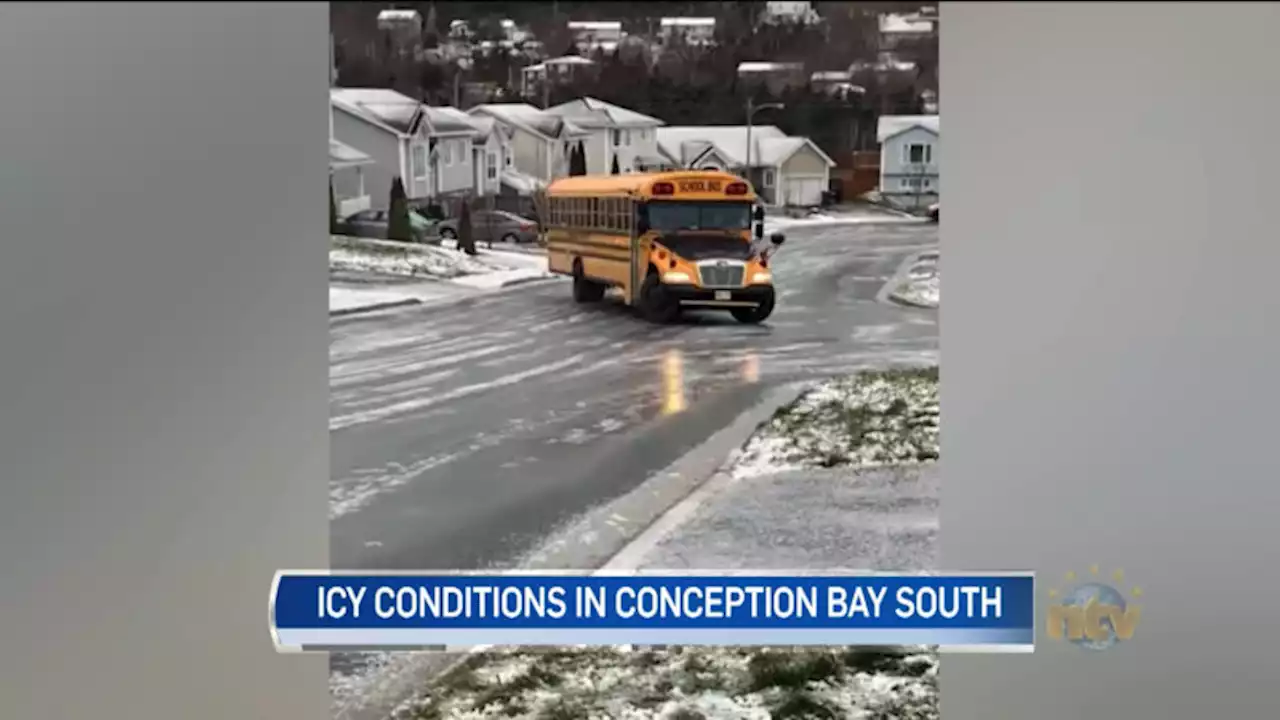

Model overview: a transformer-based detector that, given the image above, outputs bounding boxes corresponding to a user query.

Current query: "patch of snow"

[892,275,940,308]
[390,646,938,719]
[763,207,925,235]
[731,367,940,480]
[331,236,553,289]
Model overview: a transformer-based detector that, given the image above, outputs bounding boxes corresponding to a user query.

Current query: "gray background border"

[944,2,1280,717]
[0,3,329,718]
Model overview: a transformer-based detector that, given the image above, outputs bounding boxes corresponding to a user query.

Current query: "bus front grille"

[697,261,746,288]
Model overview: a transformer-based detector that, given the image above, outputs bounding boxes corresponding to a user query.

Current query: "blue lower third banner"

[269,572,1035,652]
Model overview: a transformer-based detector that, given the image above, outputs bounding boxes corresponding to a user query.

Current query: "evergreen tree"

[387,177,413,242]
[611,154,620,175]
[570,144,588,176]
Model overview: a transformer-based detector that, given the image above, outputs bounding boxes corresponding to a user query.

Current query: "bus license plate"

[715,290,731,300]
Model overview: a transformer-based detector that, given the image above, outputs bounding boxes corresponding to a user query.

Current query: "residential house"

[761,1,822,25]
[876,114,939,211]
[656,125,836,207]
[329,88,478,210]
[659,17,717,47]
[810,70,866,100]
[464,114,511,197]
[330,139,374,219]
[736,62,807,95]
[567,21,623,54]
[521,55,597,99]
[545,97,666,175]
[468,103,592,190]
[878,11,937,49]
[419,105,495,200]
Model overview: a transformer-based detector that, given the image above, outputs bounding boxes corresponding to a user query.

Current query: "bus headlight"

[663,271,692,284]
[750,270,772,284]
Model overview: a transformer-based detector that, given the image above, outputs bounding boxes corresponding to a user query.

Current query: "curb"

[331,382,812,720]
[328,298,422,319]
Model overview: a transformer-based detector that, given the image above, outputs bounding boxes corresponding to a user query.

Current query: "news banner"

[269,572,1035,652]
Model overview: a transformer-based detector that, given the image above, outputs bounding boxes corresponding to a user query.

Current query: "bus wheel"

[731,294,775,324]
[572,261,605,303]
[640,272,680,324]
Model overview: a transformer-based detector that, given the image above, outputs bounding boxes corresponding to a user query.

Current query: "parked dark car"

[927,202,939,222]
[435,210,539,244]
[341,208,435,242]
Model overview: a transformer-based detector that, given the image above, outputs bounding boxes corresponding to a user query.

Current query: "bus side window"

[608,198,618,231]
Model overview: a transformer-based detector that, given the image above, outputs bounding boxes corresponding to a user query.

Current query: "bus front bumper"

[662,284,776,308]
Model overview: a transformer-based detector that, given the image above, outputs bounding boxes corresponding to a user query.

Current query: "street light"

[745,98,784,185]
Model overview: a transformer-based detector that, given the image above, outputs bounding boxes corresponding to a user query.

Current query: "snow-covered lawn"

[731,367,939,481]
[331,235,551,284]
[391,645,937,720]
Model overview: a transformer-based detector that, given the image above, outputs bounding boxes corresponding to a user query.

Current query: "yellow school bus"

[542,170,786,324]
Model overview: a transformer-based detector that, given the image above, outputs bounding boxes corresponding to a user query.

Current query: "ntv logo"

[1044,566,1142,650]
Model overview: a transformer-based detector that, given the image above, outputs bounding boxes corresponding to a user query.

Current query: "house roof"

[546,97,664,129]
[420,106,482,135]
[737,61,804,73]
[878,13,935,35]
[661,17,716,27]
[332,88,483,138]
[470,103,591,140]
[657,126,836,169]
[567,21,622,31]
[877,114,940,143]
[329,139,374,169]
[331,88,421,135]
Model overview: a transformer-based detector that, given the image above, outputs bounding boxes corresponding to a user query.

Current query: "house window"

[412,145,428,180]
[902,177,932,190]
[624,130,632,146]
[487,152,497,179]
[904,143,933,164]
[762,168,776,187]
[612,129,621,147]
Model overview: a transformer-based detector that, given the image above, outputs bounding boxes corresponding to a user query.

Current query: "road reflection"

[660,348,686,416]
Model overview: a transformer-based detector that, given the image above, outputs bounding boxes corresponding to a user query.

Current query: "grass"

[393,645,939,719]
[734,367,940,477]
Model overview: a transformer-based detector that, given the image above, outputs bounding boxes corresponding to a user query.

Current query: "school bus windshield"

[646,201,752,232]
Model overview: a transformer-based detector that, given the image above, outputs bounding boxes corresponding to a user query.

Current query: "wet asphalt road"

[328,222,939,573]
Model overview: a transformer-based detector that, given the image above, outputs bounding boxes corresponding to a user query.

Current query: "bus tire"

[572,260,605,303]
[731,293,776,324]
[640,271,680,324]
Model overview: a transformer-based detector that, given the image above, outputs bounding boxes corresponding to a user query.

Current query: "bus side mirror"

[753,206,765,223]
[770,232,786,246]
[754,222,764,240]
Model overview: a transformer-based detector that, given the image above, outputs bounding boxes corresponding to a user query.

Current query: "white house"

[660,17,717,47]
[567,21,623,53]
[545,97,666,175]
[464,114,511,197]
[736,61,807,94]
[419,105,501,199]
[656,125,835,207]
[330,88,485,209]
[468,103,592,189]
[761,1,822,25]
[521,55,597,98]
[877,114,939,211]
[878,12,936,49]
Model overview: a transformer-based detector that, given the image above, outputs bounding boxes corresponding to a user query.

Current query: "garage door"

[783,175,826,206]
